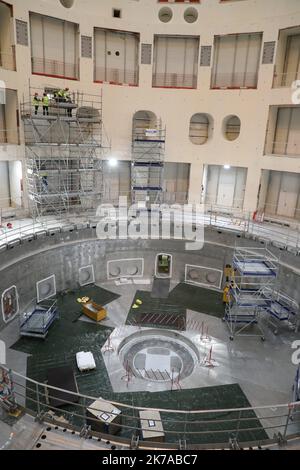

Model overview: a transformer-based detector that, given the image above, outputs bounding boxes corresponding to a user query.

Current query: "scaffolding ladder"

[21,86,104,219]
[223,246,279,340]
[131,118,166,206]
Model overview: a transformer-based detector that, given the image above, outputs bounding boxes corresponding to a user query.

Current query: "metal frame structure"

[224,246,279,340]
[131,116,166,205]
[21,85,104,218]
[19,298,58,339]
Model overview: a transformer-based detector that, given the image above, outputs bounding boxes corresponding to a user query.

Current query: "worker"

[223,284,231,305]
[57,88,72,116]
[42,93,49,116]
[32,92,41,115]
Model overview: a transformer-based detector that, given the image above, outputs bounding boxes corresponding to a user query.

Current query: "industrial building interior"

[0,0,300,452]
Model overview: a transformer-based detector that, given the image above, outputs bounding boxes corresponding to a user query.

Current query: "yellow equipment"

[82,301,107,322]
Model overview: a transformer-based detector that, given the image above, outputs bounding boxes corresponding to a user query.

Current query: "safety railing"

[1,365,299,449]
[0,47,16,72]
[94,67,138,86]
[31,57,79,80]
[211,71,259,89]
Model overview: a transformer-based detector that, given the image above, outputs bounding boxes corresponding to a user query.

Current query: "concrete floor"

[1,278,300,447]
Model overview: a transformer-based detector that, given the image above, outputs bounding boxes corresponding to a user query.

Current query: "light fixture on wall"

[224,164,231,170]
[108,158,118,167]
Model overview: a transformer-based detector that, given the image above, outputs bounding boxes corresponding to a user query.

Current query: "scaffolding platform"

[21,86,104,218]
[20,298,59,339]
[262,288,299,334]
[131,114,166,205]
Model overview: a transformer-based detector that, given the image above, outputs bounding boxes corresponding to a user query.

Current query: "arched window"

[189,113,212,145]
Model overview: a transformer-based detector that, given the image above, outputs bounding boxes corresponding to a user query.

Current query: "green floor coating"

[126,290,186,330]
[168,283,225,318]
[11,285,267,444]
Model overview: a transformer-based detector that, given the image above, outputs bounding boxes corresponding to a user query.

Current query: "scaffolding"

[224,246,279,340]
[131,116,166,205]
[21,85,104,218]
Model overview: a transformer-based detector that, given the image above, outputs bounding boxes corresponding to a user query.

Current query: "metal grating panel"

[200,45,212,66]
[262,41,276,64]
[81,35,92,58]
[141,43,152,65]
[16,19,28,46]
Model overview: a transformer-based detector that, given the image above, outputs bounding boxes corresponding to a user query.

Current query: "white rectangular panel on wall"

[277,172,299,218]
[30,13,79,78]
[94,28,139,85]
[273,107,300,156]
[282,35,300,87]
[211,32,262,88]
[153,35,199,88]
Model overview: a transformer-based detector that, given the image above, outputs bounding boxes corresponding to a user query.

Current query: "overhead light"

[108,158,118,167]
[224,164,231,170]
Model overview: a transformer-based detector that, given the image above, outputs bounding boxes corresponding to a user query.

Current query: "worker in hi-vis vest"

[32,93,41,115]
[42,93,49,116]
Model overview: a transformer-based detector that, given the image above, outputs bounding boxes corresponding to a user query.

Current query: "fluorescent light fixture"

[27,168,33,174]
[108,158,118,167]
[224,164,231,170]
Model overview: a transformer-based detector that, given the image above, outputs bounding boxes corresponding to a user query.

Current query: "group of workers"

[32,88,72,117]
[222,264,237,305]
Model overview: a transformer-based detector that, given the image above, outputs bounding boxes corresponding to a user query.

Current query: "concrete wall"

[0,0,300,214]
[0,225,300,330]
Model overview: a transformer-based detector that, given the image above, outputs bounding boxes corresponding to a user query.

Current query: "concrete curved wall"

[0,225,300,330]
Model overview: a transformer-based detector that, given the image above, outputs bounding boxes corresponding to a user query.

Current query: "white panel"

[212,33,262,88]
[245,33,262,87]
[233,167,247,208]
[153,35,198,88]
[286,107,300,156]
[94,29,106,80]
[265,171,281,214]
[8,161,22,207]
[217,168,235,207]
[64,21,77,65]
[205,165,219,205]
[273,108,290,154]
[44,16,64,63]
[30,13,43,59]
[0,104,6,143]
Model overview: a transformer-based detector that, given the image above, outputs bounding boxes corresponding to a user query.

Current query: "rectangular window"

[211,32,262,88]
[273,107,300,156]
[152,35,199,89]
[30,12,79,80]
[94,28,139,86]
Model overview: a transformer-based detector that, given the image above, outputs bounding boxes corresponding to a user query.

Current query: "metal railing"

[0,47,16,72]
[0,202,300,250]
[1,365,299,449]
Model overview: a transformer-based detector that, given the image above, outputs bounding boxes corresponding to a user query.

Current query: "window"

[0,1,16,71]
[94,28,139,86]
[274,33,300,87]
[211,32,262,89]
[189,113,212,144]
[224,115,241,141]
[158,7,172,23]
[272,107,300,156]
[30,13,79,79]
[113,9,121,18]
[153,35,199,89]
